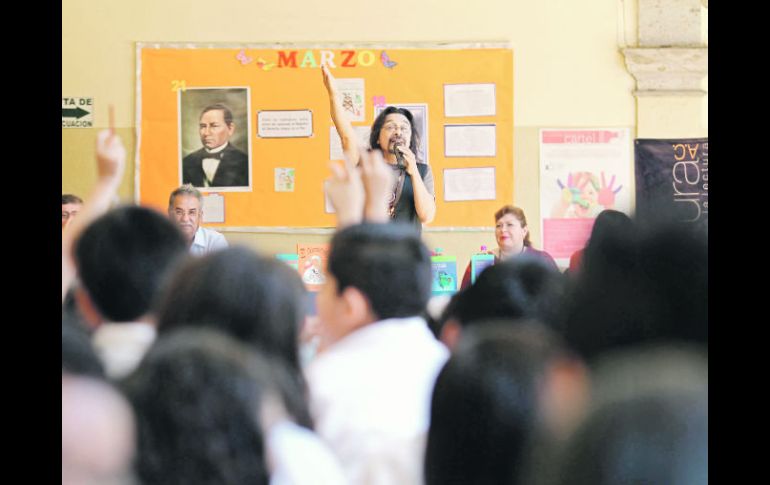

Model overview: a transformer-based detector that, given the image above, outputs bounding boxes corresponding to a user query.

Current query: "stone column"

[622,0,707,138]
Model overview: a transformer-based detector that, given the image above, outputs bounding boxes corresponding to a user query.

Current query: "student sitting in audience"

[460,205,558,290]
[425,321,589,485]
[566,209,633,276]
[439,255,566,348]
[62,373,137,485]
[306,222,448,485]
[548,220,707,484]
[560,219,707,365]
[73,206,188,379]
[553,345,707,485]
[309,148,447,484]
[122,328,343,485]
[155,246,312,427]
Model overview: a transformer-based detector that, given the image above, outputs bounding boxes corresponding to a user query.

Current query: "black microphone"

[393,142,406,169]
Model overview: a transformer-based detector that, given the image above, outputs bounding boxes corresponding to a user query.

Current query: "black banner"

[635,138,708,227]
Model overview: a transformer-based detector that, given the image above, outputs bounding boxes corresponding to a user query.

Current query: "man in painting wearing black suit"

[182,103,249,188]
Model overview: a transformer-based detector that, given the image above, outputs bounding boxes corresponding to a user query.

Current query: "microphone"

[393,142,406,169]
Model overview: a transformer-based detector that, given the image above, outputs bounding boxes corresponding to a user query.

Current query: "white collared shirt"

[91,322,157,380]
[190,226,229,256]
[267,421,347,485]
[305,316,449,485]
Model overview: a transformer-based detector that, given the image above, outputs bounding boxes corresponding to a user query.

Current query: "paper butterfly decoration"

[236,49,253,65]
[256,58,276,71]
[381,51,398,69]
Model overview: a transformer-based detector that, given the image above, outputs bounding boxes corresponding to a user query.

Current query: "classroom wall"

[62,0,706,272]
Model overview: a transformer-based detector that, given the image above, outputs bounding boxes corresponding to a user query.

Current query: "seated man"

[62,194,83,231]
[168,184,228,256]
[306,222,449,485]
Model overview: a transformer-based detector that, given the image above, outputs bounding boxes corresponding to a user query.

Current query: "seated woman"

[460,205,557,289]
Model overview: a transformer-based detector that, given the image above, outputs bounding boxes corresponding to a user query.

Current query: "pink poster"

[542,219,595,259]
[539,128,632,265]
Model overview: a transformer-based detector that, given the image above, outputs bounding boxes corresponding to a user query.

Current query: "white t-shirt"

[305,316,449,485]
[267,421,347,485]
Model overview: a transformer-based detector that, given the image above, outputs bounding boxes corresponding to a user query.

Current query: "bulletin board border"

[134,41,510,203]
[134,41,512,228]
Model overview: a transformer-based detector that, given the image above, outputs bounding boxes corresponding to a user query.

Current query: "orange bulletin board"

[136,43,513,227]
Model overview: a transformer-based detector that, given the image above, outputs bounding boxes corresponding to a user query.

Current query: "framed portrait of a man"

[179,87,251,191]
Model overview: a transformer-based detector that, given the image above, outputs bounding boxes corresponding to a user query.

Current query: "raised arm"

[321,64,360,165]
[62,130,126,301]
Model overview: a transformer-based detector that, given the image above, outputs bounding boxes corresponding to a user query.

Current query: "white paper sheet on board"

[257,110,313,138]
[444,124,496,157]
[335,78,366,122]
[444,83,496,117]
[202,193,225,222]
[329,126,372,160]
[443,167,496,201]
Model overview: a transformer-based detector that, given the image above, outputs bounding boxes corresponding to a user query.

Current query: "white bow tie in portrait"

[202,157,221,187]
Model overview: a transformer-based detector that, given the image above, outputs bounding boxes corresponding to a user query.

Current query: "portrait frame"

[178,86,252,192]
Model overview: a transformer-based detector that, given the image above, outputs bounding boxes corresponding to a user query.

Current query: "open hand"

[325,153,364,227]
[557,172,590,208]
[360,149,395,222]
[597,171,622,208]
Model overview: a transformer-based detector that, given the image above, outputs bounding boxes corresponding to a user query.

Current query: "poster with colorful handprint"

[539,128,632,266]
